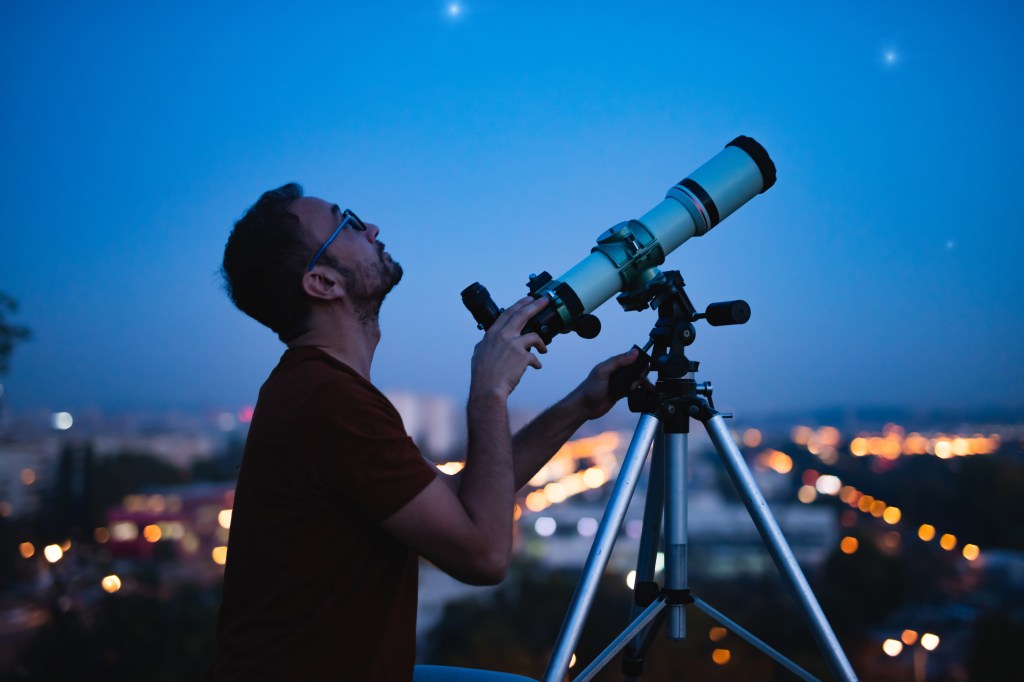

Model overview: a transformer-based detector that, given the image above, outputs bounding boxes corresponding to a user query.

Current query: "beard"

[343,242,403,325]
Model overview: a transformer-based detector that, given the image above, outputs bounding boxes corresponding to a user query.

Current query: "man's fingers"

[596,347,640,375]
[522,333,548,355]
[495,295,549,333]
[609,348,639,367]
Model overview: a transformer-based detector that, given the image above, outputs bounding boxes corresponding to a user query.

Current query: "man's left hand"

[568,348,642,421]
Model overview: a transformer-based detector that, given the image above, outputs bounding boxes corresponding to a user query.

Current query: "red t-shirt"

[211,347,437,681]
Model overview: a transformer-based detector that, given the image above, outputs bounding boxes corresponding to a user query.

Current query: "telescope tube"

[528,136,775,339]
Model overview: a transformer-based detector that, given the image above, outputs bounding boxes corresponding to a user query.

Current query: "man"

[210,183,637,681]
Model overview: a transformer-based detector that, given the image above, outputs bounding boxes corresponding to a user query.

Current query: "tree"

[0,291,31,375]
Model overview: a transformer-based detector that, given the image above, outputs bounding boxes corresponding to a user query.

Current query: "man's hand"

[567,348,641,421]
[469,296,550,402]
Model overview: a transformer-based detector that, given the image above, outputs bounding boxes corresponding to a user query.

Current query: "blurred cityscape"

[0,388,1022,681]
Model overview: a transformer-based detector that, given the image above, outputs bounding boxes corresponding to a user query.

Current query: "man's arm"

[382,297,549,586]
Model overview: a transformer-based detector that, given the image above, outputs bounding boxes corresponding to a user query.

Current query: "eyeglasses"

[307,208,368,271]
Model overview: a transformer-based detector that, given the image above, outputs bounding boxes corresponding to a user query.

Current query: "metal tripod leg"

[622,430,667,680]
[702,414,858,682]
[541,414,661,682]
[663,431,688,641]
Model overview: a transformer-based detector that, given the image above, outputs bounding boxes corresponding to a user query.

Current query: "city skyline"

[1,1,1022,417]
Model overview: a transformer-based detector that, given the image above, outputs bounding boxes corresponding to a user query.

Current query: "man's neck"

[287,316,381,381]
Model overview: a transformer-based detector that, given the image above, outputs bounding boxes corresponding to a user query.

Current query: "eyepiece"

[461,282,501,330]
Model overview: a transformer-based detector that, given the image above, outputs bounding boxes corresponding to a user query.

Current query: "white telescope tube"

[532,136,775,335]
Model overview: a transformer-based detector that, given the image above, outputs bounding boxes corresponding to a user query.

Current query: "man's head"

[222,183,403,341]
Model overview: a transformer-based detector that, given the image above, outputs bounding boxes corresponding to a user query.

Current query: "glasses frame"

[306,208,368,271]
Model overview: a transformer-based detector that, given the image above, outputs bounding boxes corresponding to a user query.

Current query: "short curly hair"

[222,183,314,342]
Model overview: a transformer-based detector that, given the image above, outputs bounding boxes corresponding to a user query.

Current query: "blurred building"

[386,391,461,460]
[103,482,234,575]
[0,442,55,518]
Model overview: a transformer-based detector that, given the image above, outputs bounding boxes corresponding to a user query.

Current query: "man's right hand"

[469,296,550,401]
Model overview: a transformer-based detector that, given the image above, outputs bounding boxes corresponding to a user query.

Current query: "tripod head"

[609,270,750,401]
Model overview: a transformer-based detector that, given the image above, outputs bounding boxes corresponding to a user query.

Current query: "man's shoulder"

[271,349,405,434]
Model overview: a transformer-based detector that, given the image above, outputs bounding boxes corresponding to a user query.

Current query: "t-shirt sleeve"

[305,378,437,522]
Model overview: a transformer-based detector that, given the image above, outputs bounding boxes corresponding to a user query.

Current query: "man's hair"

[222,183,313,342]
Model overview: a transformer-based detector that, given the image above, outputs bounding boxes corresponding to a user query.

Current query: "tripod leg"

[542,414,661,682]
[622,430,667,679]
[663,432,688,641]
[702,414,858,682]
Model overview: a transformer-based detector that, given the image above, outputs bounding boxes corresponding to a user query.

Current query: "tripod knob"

[676,322,696,346]
[572,314,601,339]
[703,300,751,326]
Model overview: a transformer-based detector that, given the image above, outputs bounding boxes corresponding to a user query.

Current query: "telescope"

[462,136,776,342]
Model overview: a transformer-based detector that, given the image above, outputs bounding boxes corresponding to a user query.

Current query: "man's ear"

[301,266,346,301]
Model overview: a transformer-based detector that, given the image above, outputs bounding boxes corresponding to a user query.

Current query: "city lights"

[101,575,122,593]
[436,461,465,475]
[582,467,607,488]
[814,474,841,495]
[626,570,636,589]
[576,517,598,537]
[212,546,228,565]
[920,633,940,651]
[709,626,727,642]
[797,485,817,503]
[848,428,998,459]
[110,521,139,542]
[840,537,859,555]
[798,460,986,570]
[18,542,34,559]
[535,517,557,537]
[143,524,162,543]
[520,432,618,514]
[712,648,731,665]
[901,629,918,645]
[51,412,74,430]
[43,544,63,563]
[20,468,35,485]
[882,639,903,656]
[756,449,793,474]
[218,509,233,529]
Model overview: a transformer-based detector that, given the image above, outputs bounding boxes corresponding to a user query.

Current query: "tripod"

[540,272,858,682]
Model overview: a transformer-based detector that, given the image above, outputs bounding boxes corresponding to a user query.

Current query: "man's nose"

[365,222,380,241]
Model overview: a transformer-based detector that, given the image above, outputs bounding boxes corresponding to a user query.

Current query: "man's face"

[291,197,403,313]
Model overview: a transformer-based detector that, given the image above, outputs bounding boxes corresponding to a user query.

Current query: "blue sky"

[1,1,1022,416]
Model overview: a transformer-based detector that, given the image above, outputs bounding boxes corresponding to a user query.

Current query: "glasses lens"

[345,209,368,232]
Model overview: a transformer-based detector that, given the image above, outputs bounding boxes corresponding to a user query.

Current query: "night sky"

[1,1,1021,417]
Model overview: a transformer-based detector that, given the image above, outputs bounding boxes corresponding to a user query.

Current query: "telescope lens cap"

[726,136,777,193]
